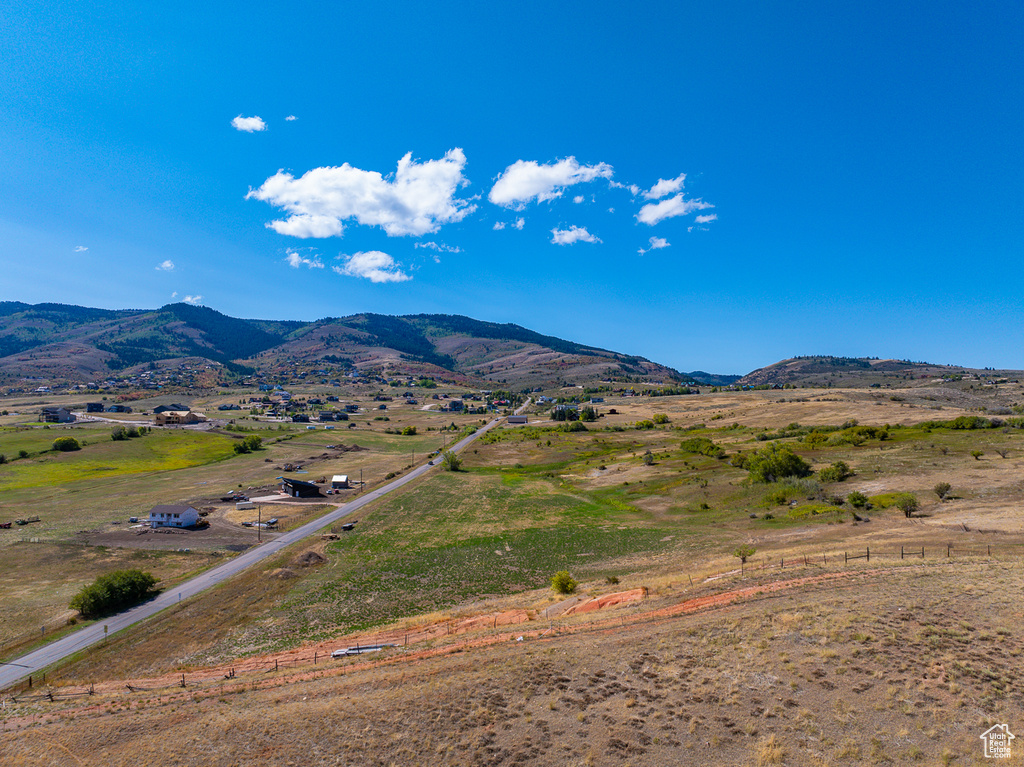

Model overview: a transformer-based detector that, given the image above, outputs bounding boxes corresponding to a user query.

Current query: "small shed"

[332,474,350,489]
[281,477,322,498]
[148,504,200,529]
[508,415,528,424]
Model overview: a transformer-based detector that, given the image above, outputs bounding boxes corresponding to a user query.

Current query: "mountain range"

[0,302,698,389]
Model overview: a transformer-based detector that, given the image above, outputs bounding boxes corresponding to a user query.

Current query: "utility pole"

[258,504,261,543]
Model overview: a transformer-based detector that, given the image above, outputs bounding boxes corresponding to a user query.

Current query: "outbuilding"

[280,477,323,498]
[331,474,350,489]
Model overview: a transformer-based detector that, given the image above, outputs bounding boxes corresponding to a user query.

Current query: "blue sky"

[1,2,1021,375]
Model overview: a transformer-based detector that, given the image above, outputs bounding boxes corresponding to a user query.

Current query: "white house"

[148,504,200,529]
[331,475,350,489]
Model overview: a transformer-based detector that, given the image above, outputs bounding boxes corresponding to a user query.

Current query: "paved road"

[0,402,529,690]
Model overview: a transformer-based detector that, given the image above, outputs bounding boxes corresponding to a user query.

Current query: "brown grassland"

[2,380,1024,765]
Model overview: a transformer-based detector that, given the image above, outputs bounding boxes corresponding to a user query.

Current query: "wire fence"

[5,541,1019,704]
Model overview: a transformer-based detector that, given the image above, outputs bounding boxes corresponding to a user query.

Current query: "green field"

[0,426,236,490]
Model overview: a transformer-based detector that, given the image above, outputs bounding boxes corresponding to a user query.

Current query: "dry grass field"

[2,560,1022,766]
[2,382,1024,764]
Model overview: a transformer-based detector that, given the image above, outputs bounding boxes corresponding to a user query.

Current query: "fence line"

[5,541,1019,704]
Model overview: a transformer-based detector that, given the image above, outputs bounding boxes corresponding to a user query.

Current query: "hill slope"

[0,302,683,388]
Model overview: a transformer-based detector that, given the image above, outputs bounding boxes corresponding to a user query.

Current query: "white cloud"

[285,115,297,121]
[248,148,476,238]
[171,291,178,299]
[184,295,203,305]
[492,221,506,230]
[489,157,613,208]
[636,194,714,226]
[73,245,88,252]
[638,236,670,255]
[694,214,718,224]
[610,181,641,196]
[334,251,411,283]
[155,260,175,271]
[415,241,462,253]
[642,173,686,200]
[551,226,601,245]
[573,195,584,204]
[231,115,267,132]
[513,217,525,230]
[285,249,324,269]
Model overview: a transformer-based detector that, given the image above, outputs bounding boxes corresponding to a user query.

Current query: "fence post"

[901,546,904,560]
[780,557,784,569]
[275,659,278,672]
[845,551,848,564]
[28,676,31,689]
[866,547,870,562]
[180,674,186,688]
[314,651,317,665]
[988,545,991,557]
[947,543,951,557]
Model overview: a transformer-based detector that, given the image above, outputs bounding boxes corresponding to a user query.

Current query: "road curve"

[0,401,530,690]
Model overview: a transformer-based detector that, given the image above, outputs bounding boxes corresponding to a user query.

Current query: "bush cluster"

[738,444,811,483]
[819,461,853,483]
[52,436,81,452]
[69,570,159,618]
[111,425,147,441]
[680,436,725,459]
[232,435,263,454]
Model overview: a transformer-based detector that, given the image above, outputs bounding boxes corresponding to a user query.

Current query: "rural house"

[153,403,189,414]
[148,504,200,528]
[40,407,75,423]
[155,410,207,426]
[86,402,105,413]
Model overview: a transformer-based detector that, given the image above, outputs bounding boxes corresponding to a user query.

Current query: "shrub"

[733,545,756,564]
[652,413,669,424]
[819,461,852,483]
[934,482,951,500]
[111,426,128,441]
[641,449,655,466]
[680,437,725,459]
[847,491,869,508]
[804,431,828,447]
[551,570,577,594]
[18,449,28,459]
[441,450,462,471]
[52,436,81,452]
[69,570,159,618]
[745,444,811,483]
[893,492,919,518]
[971,450,984,460]
[560,421,588,433]
[0,454,5,464]
[401,425,417,435]
[634,419,655,430]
